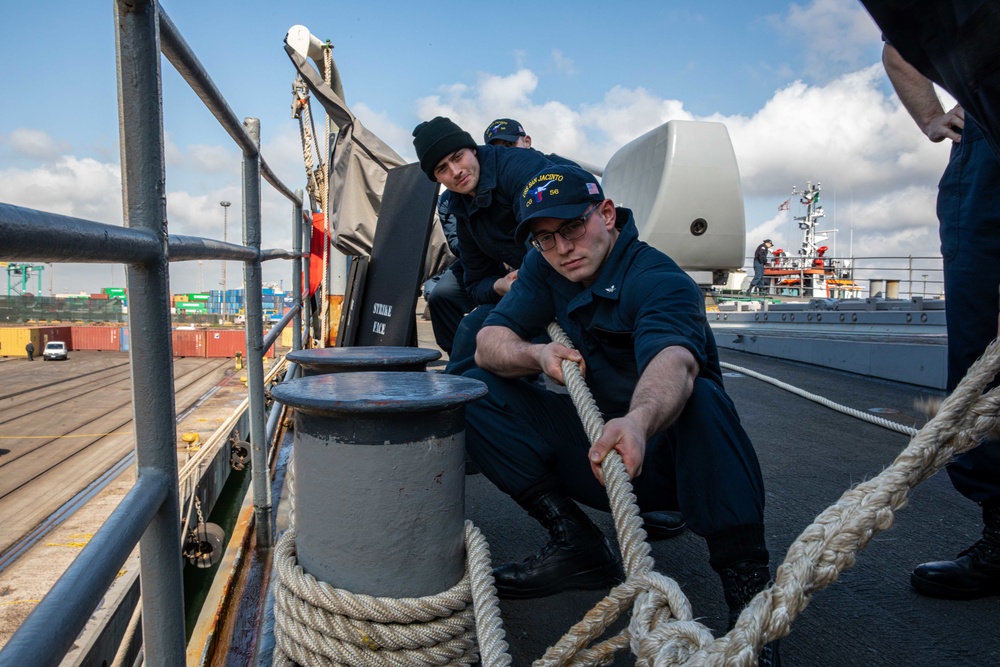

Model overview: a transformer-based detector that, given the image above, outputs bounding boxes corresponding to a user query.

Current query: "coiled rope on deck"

[272,520,511,667]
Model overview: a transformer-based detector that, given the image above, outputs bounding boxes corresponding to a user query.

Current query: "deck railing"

[739,254,945,299]
[0,2,306,666]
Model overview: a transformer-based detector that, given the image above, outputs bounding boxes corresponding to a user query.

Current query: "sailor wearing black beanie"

[411,115,553,374]
[412,116,477,182]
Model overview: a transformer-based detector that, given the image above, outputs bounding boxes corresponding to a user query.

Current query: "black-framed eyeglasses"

[530,202,602,252]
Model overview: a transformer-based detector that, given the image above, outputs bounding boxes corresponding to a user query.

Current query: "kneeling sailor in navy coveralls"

[463,164,779,665]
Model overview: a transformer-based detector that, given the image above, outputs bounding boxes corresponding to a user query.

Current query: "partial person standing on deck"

[25,341,34,361]
[748,239,772,295]
[882,41,1000,600]
[463,164,778,666]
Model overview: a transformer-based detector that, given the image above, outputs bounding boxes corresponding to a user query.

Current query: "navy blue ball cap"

[515,164,604,245]
[484,118,526,144]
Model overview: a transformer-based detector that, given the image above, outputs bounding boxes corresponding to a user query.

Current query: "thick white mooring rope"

[532,327,1000,667]
[272,521,510,667]
[272,329,1000,666]
[718,361,919,437]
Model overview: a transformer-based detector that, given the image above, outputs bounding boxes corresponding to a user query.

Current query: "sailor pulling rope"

[271,328,1000,666]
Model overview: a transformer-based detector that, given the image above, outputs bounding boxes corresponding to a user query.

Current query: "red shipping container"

[205,329,275,358]
[172,329,206,357]
[72,326,120,351]
[34,325,74,350]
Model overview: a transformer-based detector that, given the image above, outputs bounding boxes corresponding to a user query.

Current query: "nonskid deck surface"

[459,348,997,666]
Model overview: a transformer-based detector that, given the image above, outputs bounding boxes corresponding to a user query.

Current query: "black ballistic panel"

[352,163,438,346]
[335,256,369,347]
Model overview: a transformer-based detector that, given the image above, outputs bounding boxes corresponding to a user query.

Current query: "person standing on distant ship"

[883,41,1000,601]
[748,239,772,295]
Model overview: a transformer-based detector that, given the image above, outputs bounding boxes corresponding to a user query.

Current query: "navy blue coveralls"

[938,115,1000,505]
[444,144,553,372]
[463,210,768,569]
[749,242,768,292]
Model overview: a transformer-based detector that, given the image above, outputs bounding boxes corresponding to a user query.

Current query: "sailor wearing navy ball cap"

[461,162,780,665]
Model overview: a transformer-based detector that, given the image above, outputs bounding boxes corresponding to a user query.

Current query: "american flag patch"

[587,183,599,194]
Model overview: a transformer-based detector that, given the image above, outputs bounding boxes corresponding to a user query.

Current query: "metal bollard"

[269,371,486,597]
[286,346,441,377]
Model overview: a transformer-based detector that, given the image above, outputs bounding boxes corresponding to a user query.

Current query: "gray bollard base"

[271,372,487,599]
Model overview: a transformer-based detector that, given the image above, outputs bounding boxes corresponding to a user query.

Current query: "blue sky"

[0,0,954,295]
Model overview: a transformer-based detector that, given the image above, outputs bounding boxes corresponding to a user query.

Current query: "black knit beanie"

[412,116,477,181]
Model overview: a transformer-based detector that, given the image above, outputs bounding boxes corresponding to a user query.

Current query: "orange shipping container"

[205,329,274,358]
[72,326,120,351]
[172,329,206,357]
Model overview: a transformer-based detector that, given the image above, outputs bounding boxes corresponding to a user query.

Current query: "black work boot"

[493,491,623,599]
[640,510,687,540]
[911,502,1000,599]
[719,561,781,667]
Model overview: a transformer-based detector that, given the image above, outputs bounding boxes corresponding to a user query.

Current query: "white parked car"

[43,341,68,361]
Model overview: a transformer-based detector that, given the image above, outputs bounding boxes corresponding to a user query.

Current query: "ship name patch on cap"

[522,173,565,209]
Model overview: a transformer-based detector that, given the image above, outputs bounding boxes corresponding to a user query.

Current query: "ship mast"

[791,181,826,260]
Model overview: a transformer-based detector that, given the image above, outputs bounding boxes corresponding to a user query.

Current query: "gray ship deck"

[213,309,995,667]
[455,348,996,666]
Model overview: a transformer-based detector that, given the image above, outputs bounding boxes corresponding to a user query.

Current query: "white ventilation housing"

[602,120,745,273]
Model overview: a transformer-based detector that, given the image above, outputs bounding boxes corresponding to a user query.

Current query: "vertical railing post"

[908,256,914,299]
[292,189,304,353]
[302,208,313,347]
[114,0,186,664]
[243,117,273,548]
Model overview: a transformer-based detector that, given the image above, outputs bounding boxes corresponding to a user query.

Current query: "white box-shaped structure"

[602,120,745,272]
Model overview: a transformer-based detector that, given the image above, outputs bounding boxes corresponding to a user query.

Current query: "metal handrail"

[0,2,306,666]
[740,254,946,299]
[0,203,161,263]
[0,472,171,666]
[158,7,300,206]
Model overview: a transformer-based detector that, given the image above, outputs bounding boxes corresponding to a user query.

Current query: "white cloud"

[551,50,576,76]
[0,155,122,225]
[358,58,949,265]
[2,128,73,160]
[165,133,240,175]
[772,0,882,80]
[5,48,956,293]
